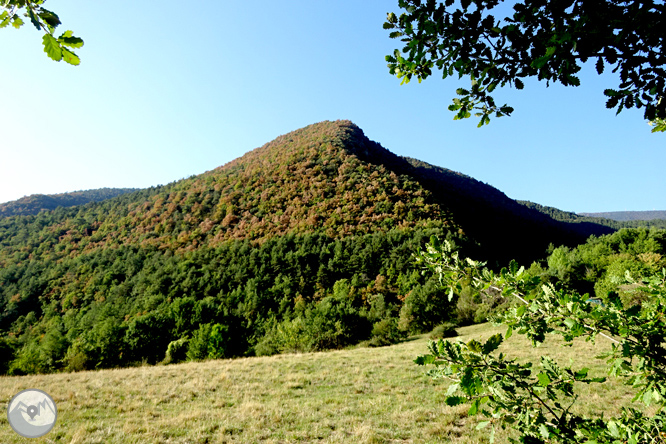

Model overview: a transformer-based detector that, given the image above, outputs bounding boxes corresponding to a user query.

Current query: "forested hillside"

[579,210,666,222]
[536,227,666,302]
[0,188,139,217]
[0,120,631,375]
[518,202,666,229]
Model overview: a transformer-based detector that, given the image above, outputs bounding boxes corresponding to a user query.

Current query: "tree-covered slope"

[580,210,666,222]
[0,120,629,374]
[0,121,617,269]
[0,121,459,269]
[401,162,616,265]
[537,227,666,301]
[519,201,666,230]
[0,188,140,218]
[0,121,466,374]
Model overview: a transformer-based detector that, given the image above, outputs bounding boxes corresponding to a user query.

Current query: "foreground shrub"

[415,236,666,444]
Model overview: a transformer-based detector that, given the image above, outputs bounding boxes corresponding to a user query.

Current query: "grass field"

[0,323,643,443]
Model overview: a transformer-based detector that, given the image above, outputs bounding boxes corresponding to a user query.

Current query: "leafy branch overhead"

[1,0,83,65]
[415,236,666,443]
[385,0,666,131]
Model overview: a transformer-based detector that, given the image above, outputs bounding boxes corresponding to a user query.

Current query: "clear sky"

[0,0,664,213]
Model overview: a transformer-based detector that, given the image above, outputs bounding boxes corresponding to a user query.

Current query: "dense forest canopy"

[538,226,666,304]
[1,120,661,375]
[518,201,666,230]
[0,188,140,218]
[579,210,666,223]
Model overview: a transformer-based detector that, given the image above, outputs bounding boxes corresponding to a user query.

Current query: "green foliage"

[0,188,138,218]
[0,120,635,374]
[1,1,83,65]
[164,338,189,364]
[0,210,458,373]
[385,0,666,130]
[650,115,666,133]
[9,342,44,375]
[454,284,511,325]
[369,317,406,347]
[124,312,172,365]
[304,281,370,351]
[0,336,16,374]
[518,201,666,231]
[428,322,458,340]
[255,316,311,355]
[541,228,666,302]
[398,277,453,333]
[416,236,666,443]
[186,323,213,361]
[208,323,229,359]
[181,321,230,361]
[255,280,377,354]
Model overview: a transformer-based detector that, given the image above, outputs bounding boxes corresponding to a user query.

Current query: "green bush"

[369,317,406,347]
[306,290,371,351]
[8,343,44,375]
[255,316,316,355]
[207,323,229,359]
[255,284,373,356]
[429,322,458,339]
[185,323,229,361]
[187,323,212,361]
[39,325,68,371]
[253,317,282,356]
[63,339,89,372]
[398,278,453,333]
[124,312,171,365]
[454,285,510,326]
[164,338,189,364]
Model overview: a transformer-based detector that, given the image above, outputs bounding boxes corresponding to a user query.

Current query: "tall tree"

[384,0,666,132]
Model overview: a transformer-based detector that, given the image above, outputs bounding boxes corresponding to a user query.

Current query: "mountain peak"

[193,119,455,242]
[0,120,620,268]
[214,120,371,174]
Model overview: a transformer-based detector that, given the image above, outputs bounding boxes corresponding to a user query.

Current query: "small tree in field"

[415,236,666,443]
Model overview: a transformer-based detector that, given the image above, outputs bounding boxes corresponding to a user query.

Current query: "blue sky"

[0,0,663,213]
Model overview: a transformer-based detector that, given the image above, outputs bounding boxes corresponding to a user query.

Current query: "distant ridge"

[516,202,666,230]
[0,188,140,217]
[579,210,666,222]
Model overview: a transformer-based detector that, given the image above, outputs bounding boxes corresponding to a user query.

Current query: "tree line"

[0,225,463,374]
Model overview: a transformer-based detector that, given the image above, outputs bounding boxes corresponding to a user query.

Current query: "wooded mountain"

[580,210,666,222]
[518,202,666,229]
[0,188,139,217]
[0,120,629,374]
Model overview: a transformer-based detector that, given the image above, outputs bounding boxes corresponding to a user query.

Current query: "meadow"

[0,323,641,444]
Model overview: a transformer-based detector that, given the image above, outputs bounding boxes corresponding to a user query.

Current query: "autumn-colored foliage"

[0,120,638,374]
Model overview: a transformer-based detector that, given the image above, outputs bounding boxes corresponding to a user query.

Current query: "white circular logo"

[7,389,58,438]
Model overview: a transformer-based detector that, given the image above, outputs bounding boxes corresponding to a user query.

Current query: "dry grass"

[0,323,647,443]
